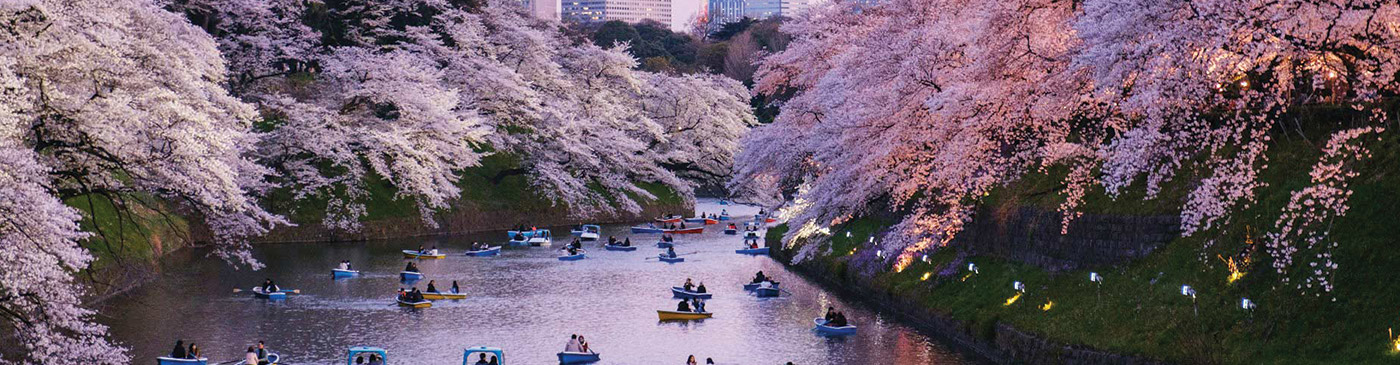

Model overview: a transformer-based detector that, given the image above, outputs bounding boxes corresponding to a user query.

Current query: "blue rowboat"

[631,226,664,234]
[575,224,601,240]
[558,253,586,261]
[756,287,780,297]
[813,318,857,336]
[400,271,424,281]
[332,269,359,279]
[251,287,287,300]
[464,246,501,256]
[735,247,770,255]
[604,244,637,251]
[348,347,386,365]
[557,351,600,364]
[743,281,780,291]
[506,229,548,239]
[461,346,504,365]
[157,357,207,365]
[658,255,684,263]
[724,228,737,235]
[671,287,713,299]
[718,214,731,221]
[719,200,730,205]
[655,241,673,248]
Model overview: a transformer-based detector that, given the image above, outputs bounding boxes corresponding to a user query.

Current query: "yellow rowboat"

[421,291,466,300]
[657,310,713,321]
[402,250,446,259]
[397,299,432,308]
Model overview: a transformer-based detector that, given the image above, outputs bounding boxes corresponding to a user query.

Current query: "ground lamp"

[1182,285,1198,315]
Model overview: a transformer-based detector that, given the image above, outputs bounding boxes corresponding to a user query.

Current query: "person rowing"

[683,278,695,292]
[752,271,768,284]
[676,299,692,312]
[666,246,677,258]
[404,261,420,272]
[608,236,617,245]
[261,278,280,293]
[697,282,707,293]
[417,245,426,254]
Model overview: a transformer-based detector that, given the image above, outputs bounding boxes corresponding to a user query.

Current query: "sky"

[671,0,705,32]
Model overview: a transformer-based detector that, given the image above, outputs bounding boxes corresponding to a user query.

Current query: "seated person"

[666,247,677,258]
[824,306,836,321]
[683,278,695,292]
[451,281,460,293]
[752,271,768,284]
[429,246,439,255]
[474,353,491,365]
[697,282,707,293]
[404,262,419,272]
[169,340,186,358]
[623,238,631,247]
[676,299,692,312]
[261,279,279,293]
[426,280,438,293]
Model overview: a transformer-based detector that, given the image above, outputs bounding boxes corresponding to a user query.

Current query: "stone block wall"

[953,207,1181,271]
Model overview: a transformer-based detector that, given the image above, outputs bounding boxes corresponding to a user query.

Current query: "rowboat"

[683,217,719,225]
[397,299,432,308]
[756,287,780,297]
[506,229,548,239]
[723,228,737,235]
[813,318,857,335]
[630,226,664,234]
[464,246,501,256]
[347,347,386,365]
[402,250,446,259]
[462,346,504,365]
[655,241,673,248]
[558,253,586,261]
[236,353,279,364]
[332,269,360,278]
[735,247,770,255]
[655,215,683,224]
[718,214,731,221]
[719,200,730,205]
[400,271,424,281]
[604,244,637,251]
[250,286,287,300]
[658,254,684,263]
[657,310,713,321]
[422,291,466,300]
[556,351,600,364]
[528,230,553,246]
[671,287,713,299]
[156,356,207,365]
[743,281,779,291]
[663,227,703,234]
[574,224,601,240]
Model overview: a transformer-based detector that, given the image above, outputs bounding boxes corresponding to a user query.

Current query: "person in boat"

[607,236,617,245]
[256,341,270,365]
[489,355,499,365]
[571,238,582,250]
[680,221,687,229]
[749,241,759,249]
[169,339,187,358]
[186,342,200,359]
[474,353,492,365]
[623,237,631,247]
[451,280,460,293]
[261,278,279,293]
[514,232,526,241]
[244,346,258,365]
[579,335,591,353]
[687,355,698,365]
[356,355,365,364]
[721,209,728,215]
[824,306,836,321]
[397,288,406,301]
[697,282,707,293]
[408,287,425,302]
[426,280,438,293]
[832,312,849,327]
[367,354,383,365]
[692,298,706,312]
[429,246,440,255]
[666,246,677,258]
[404,261,420,272]
[665,235,674,242]
[676,299,692,312]
[707,358,715,364]
[752,271,768,284]
[565,334,582,352]
[683,278,695,292]
[417,245,426,254]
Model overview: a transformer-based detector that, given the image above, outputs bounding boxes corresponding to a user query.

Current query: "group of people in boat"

[662,221,689,230]
[823,306,850,327]
[752,271,772,285]
[337,260,353,271]
[351,353,385,365]
[468,352,500,365]
[425,279,460,293]
[606,236,632,247]
[167,339,201,360]
[685,355,717,365]
[565,238,584,255]
[682,278,707,293]
[676,297,707,312]
[563,334,594,353]
[398,287,426,302]
[404,261,421,273]
[470,242,492,251]
[416,245,440,256]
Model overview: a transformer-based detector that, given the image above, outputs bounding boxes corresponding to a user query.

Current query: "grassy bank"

[778,125,1400,363]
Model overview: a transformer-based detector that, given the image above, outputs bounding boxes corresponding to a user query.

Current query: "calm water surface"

[102,200,971,364]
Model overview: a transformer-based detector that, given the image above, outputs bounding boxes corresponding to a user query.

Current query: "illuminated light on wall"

[1089,272,1103,283]
[920,272,931,281]
[1240,298,1256,310]
[868,236,875,243]
[1239,80,1250,88]
[1181,285,1196,299]
[845,231,852,238]
[1003,292,1022,306]
[1013,281,1026,293]
[921,254,930,263]
[1040,300,1054,311]
[967,263,979,274]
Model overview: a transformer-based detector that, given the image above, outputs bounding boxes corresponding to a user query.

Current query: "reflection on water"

[101,200,970,364]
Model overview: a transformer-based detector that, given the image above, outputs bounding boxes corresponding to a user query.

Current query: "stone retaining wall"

[953,207,1180,271]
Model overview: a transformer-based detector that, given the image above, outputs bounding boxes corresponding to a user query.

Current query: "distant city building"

[744,0,781,19]
[708,0,819,31]
[563,0,671,25]
[779,0,817,16]
[707,0,745,27]
[519,0,562,20]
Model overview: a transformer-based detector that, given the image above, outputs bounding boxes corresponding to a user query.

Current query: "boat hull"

[671,287,713,299]
[464,247,501,256]
[156,357,208,365]
[756,287,780,297]
[421,291,466,300]
[506,229,547,239]
[813,318,857,335]
[331,269,359,278]
[735,247,771,255]
[251,287,287,300]
[528,239,551,247]
[723,229,737,235]
[657,310,713,321]
[604,244,637,251]
[683,218,720,225]
[400,271,424,281]
[402,250,446,259]
[558,253,586,261]
[630,227,664,234]
[659,256,684,263]
[743,282,780,291]
[581,233,600,240]
[397,299,432,308]
[655,217,682,224]
[655,241,673,248]
[663,227,703,234]
[557,352,600,364]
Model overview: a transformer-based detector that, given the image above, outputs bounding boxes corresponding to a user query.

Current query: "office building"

[563,0,671,24]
